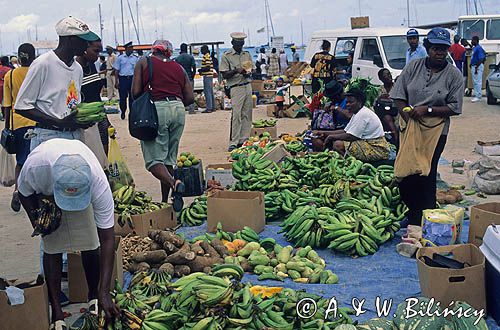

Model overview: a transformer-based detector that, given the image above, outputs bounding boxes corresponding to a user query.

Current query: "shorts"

[141,100,185,169]
[13,126,34,166]
[29,127,83,152]
[345,137,390,162]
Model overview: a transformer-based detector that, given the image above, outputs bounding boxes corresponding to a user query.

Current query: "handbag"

[1,71,16,154]
[311,109,335,130]
[129,56,159,141]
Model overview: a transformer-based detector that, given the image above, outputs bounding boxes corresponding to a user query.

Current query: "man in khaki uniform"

[220,32,255,151]
[105,46,117,100]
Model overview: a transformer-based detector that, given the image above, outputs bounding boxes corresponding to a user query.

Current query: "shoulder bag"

[129,56,159,141]
[1,70,16,154]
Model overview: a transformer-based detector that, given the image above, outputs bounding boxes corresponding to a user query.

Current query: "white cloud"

[188,11,241,25]
[0,14,39,33]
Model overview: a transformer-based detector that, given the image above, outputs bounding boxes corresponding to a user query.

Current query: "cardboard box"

[251,80,264,92]
[114,206,177,237]
[205,163,236,188]
[68,236,124,303]
[284,95,308,118]
[251,126,278,139]
[265,104,277,117]
[469,203,500,247]
[0,277,49,330]
[259,90,276,99]
[263,142,291,163]
[416,244,486,312]
[351,16,370,29]
[475,141,500,156]
[207,191,265,233]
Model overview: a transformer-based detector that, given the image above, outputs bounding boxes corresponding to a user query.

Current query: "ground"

[1,99,499,324]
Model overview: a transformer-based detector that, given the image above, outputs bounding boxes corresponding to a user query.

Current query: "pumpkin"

[450,302,488,330]
[393,297,445,330]
[356,318,397,330]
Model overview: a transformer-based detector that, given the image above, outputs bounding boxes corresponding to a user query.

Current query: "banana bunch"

[234,226,260,243]
[31,198,62,237]
[113,185,138,205]
[279,205,329,248]
[212,263,244,281]
[114,290,152,312]
[193,275,234,307]
[252,299,295,329]
[226,285,254,325]
[252,118,277,128]
[130,269,171,297]
[190,224,260,244]
[141,310,182,330]
[232,150,281,192]
[280,133,301,143]
[75,102,106,124]
[178,196,207,227]
[71,312,99,330]
[284,139,306,153]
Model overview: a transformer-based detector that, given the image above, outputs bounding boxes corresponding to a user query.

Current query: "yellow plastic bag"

[421,205,464,246]
[107,136,134,192]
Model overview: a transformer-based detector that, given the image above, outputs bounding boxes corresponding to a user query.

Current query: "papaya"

[285,261,306,272]
[277,246,293,263]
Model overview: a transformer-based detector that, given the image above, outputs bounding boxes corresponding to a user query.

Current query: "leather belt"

[36,124,78,132]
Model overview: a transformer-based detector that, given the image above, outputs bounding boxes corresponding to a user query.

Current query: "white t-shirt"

[257,53,268,75]
[15,50,83,119]
[344,106,385,140]
[18,139,114,229]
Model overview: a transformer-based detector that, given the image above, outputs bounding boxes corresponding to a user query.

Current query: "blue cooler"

[480,224,500,325]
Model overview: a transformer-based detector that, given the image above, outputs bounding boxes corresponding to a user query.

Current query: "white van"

[305,27,429,85]
[458,15,500,62]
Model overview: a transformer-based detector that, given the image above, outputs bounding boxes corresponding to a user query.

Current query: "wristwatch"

[427,106,433,114]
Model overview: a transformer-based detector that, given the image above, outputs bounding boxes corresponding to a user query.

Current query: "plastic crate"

[174,161,205,197]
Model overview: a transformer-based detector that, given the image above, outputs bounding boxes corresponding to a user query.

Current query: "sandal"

[88,298,98,315]
[49,320,68,330]
[171,181,185,212]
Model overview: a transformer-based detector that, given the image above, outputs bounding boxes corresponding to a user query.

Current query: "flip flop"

[88,298,98,315]
[171,181,185,212]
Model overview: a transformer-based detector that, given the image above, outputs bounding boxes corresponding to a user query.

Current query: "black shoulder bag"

[129,56,159,141]
[1,70,16,154]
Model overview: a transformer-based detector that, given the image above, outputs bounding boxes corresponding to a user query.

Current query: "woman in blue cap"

[390,27,463,227]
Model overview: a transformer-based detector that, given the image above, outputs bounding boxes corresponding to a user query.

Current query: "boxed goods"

[284,95,308,118]
[114,206,176,237]
[174,152,205,197]
[469,203,500,246]
[416,244,486,312]
[205,164,236,188]
[479,225,500,324]
[0,276,49,330]
[251,80,264,92]
[475,140,500,156]
[207,191,265,233]
[68,236,124,303]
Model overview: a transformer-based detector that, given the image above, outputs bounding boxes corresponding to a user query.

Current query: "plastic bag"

[0,146,16,187]
[421,205,464,246]
[107,136,134,192]
[82,125,108,169]
[471,155,500,194]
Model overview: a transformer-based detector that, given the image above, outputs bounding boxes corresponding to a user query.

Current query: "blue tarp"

[176,220,499,329]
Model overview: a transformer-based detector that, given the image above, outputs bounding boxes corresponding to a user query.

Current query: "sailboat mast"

[265,0,270,45]
[120,0,125,44]
[301,20,304,47]
[407,0,410,27]
[98,3,103,42]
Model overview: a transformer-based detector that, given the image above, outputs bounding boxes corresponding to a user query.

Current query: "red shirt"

[142,57,187,101]
[449,43,466,62]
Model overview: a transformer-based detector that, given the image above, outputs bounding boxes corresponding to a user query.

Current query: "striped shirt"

[200,53,214,77]
[81,62,102,103]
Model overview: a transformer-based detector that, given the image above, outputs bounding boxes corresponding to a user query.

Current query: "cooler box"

[174,161,205,197]
[480,224,500,325]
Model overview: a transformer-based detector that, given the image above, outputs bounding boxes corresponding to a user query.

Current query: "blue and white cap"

[427,27,451,46]
[406,29,419,37]
[53,154,92,211]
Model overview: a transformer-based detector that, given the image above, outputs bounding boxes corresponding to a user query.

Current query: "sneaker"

[11,191,21,212]
[227,145,237,152]
[471,97,481,103]
[201,109,213,113]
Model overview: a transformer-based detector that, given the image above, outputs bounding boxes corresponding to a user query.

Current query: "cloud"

[0,14,39,33]
[188,11,241,25]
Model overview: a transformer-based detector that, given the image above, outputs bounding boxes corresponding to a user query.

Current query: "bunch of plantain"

[75,102,106,124]
[178,196,207,227]
[232,150,281,192]
[113,186,169,229]
[70,312,99,330]
[284,139,306,153]
[252,118,277,128]
[31,198,62,237]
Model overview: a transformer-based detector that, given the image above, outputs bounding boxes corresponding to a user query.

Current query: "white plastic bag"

[0,146,16,187]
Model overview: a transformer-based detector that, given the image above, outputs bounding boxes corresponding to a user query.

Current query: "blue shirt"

[405,44,427,65]
[113,54,139,76]
[471,45,486,66]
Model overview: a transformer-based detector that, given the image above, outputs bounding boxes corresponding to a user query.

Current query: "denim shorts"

[29,127,83,152]
[13,126,34,166]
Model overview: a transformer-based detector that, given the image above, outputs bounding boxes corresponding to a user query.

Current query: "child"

[275,77,290,118]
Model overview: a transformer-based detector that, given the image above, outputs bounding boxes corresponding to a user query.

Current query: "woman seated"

[323,88,390,162]
[310,80,351,151]
[374,68,399,148]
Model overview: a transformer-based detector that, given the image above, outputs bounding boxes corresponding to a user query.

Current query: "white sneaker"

[471,97,481,103]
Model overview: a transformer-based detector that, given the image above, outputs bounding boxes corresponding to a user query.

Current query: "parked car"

[486,62,500,105]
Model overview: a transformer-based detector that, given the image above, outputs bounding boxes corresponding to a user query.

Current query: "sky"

[0,0,499,54]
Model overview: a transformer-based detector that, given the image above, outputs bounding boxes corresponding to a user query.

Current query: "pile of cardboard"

[284,62,309,80]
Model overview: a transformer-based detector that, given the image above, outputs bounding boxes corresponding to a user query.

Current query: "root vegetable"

[200,241,219,257]
[163,242,178,254]
[164,249,196,264]
[156,230,185,247]
[174,265,191,277]
[159,263,174,276]
[203,266,212,274]
[127,262,150,273]
[132,250,167,264]
[187,256,223,272]
[210,238,230,258]
[191,242,205,255]
[150,242,162,251]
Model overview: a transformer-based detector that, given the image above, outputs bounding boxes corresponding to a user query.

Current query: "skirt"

[344,137,390,162]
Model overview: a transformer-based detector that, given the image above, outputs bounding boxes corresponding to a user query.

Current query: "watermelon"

[393,297,445,330]
[356,318,397,330]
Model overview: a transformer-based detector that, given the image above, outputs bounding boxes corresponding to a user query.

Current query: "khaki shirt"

[106,54,116,71]
[220,48,254,87]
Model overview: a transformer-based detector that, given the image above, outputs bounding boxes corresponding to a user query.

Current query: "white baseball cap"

[55,16,100,41]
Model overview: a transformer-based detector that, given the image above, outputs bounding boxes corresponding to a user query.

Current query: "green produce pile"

[284,139,307,153]
[108,266,355,330]
[252,118,277,128]
[232,151,281,191]
[345,77,380,108]
[178,196,207,227]
[229,141,279,161]
[113,185,169,229]
[177,152,200,168]
[74,102,106,124]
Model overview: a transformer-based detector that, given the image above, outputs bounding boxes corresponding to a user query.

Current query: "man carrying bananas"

[17,138,120,330]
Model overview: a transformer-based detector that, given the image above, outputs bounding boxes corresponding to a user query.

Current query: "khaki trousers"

[230,84,253,147]
[106,72,117,100]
